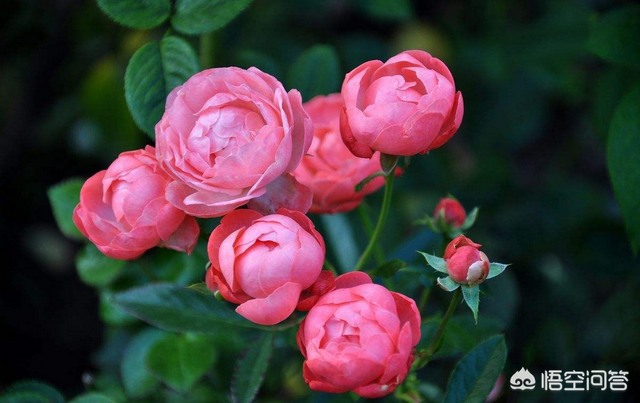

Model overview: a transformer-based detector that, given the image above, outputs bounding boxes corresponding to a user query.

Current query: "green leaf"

[354,171,384,192]
[121,329,165,398]
[437,276,459,292]
[76,244,126,287]
[608,83,640,254]
[419,315,505,358]
[172,0,254,35]
[321,214,359,272]
[125,36,199,138]
[460,207,479,231]
[1,381,64,403]
[368,259,407,278]
[0,393,50,403]
[443,335,507,403]
[418,251,447,273]
[232,333,274,403]
[287,45,340,101]
[112,283,269,332]
[188,282,213,295]
[356,0,414,22]
[100,291,139,327]
[96,0,171,29]
[69,394,117,403]
[462,286,480,324]
[588,5,640,69]
[147,333,217,392]
[48,179,84,240]
[487,263,509,279]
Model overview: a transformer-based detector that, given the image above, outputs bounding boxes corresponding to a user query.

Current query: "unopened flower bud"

[434,197,466,228]
[444,235,489,286]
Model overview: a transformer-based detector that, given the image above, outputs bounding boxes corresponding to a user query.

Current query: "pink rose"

[297,272,421,398]
[155,67,314,218]
[444,235,490,286]
[73,146,199,260]
[293,94,386,214]
[205,208,325,325]
[340,50,464,157]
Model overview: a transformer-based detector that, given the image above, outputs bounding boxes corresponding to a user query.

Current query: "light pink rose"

[340,50,464,157]
[73,146,199,260]
[293,94,386,214]
[205,208,325,325]
[297,272,421,398]
[155,67,314,218]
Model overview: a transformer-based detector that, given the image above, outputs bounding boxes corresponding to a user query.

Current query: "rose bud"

[155,67,314,218]
[292,94,386,214]
[73,146,199,260]
[297,272,421,398]
[340,50,463,158]
[205,208,325,325]
[444,235,489,286]
[434,197,466,228]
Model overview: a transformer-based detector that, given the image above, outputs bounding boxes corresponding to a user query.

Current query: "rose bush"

[73,146,199,260]
[155,67,314,218]
[205,208,326,325]
[297,272,421,398]
[444,235,490,285]
[293,94,386,214]
[340,50,464,157]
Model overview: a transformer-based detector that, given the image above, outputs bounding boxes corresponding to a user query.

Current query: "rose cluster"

[73,50,463,397]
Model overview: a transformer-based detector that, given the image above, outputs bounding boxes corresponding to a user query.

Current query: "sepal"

[461,285,480,324]
[418,251,448,273]
[487,262,510,279]
[437,276,459,292]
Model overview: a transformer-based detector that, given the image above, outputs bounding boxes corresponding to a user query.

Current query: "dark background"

[1,0,639,401]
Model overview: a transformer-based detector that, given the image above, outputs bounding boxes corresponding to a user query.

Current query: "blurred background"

[1,0,638,401]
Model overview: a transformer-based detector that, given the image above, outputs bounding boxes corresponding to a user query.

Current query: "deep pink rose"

[155,67,314,218]
[73,146,199,260]
[434,197,467,228]
[444,235,489,286]
[297,272,421,398]
[293,94,385,214]
[340,50,464,157]
[205,208,325,325]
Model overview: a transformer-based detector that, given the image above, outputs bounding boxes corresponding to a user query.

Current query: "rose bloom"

[292,94,386,214]
[205,208,325,325]
[155,67,313,218]
[73,146,199,260]
[340,50,463,157]
[297,272,421,398]
[444,235,489,286]
[434,197,466,227]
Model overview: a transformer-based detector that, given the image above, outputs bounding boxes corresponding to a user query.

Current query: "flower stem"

[354,173,395,271]
[356,202,385,265]
[200,32,215,69]
[413,288,461,369]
